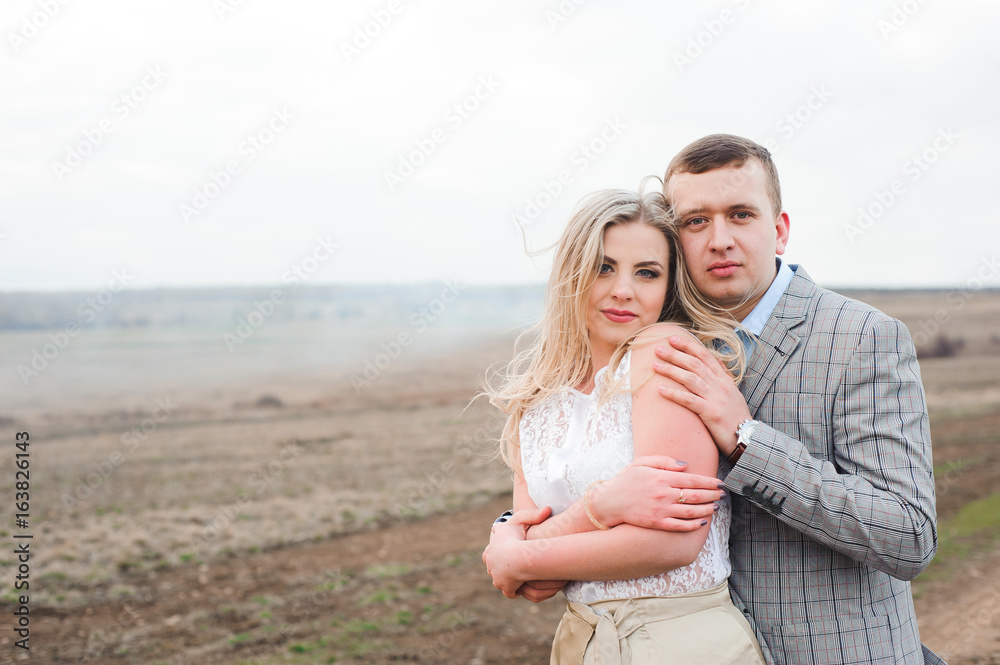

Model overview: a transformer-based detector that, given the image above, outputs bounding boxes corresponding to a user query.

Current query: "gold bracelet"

[584,480,610,530]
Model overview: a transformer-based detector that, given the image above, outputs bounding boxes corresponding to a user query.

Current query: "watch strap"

[729,419,756,465]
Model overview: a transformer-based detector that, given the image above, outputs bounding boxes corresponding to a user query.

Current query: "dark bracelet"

[494,510,514,525]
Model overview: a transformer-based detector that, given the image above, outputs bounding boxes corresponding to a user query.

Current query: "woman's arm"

[485,324,721,596]
[521,326,723,541]
[520,462,720,541]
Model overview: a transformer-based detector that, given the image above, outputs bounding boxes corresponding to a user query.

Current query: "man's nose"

[708,217,735,251]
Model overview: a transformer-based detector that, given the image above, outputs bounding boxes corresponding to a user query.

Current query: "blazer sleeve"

[724,317,938,581]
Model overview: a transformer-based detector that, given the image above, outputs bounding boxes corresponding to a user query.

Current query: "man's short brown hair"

[665,134,782,216]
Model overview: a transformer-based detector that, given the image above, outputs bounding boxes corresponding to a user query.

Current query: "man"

[647,134,941,664]
[486,135,943,664]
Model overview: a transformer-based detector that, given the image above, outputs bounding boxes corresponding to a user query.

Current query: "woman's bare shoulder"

[630,323,701,367]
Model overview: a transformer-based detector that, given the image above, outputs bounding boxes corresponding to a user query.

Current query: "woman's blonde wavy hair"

[485,181,747,473]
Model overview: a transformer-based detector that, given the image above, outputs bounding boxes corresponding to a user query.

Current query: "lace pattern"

[519,351,732,605]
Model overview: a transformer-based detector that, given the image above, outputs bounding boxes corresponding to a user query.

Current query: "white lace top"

[519,351,732,605]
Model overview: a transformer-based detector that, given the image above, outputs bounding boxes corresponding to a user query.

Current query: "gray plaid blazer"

[723,267,944,665]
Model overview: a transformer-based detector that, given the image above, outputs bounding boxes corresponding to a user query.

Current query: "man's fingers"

[668,334,717,363]
[653,344,700,373]
[658,385,704,411]
[652,360,706,392]
[656,337,729,381]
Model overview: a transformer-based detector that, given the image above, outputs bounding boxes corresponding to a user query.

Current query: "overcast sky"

[2,0,997,292]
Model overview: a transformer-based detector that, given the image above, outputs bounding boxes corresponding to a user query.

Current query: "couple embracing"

[482,135,944,664]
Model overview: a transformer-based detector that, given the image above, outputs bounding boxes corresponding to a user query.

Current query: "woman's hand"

[593,456,724,531]
[518,579,568,603]
[483,521,529,599]
[483,506,551,598]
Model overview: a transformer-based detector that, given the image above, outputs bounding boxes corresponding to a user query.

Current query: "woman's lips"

[602,309,637,323]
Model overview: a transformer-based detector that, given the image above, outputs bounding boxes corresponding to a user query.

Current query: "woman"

[482,187,764,664]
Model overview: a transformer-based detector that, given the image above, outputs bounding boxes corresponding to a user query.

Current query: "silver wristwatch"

[728,419,758,465]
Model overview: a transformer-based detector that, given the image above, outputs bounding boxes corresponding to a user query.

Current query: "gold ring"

[678,489,685,504]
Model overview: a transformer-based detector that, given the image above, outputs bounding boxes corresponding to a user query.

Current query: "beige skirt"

[550,582,765,665]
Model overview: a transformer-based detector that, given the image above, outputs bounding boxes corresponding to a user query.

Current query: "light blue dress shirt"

[738,258,795,349]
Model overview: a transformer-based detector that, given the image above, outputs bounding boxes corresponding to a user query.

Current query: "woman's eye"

[637,269,659,279]
[599,263,613,274]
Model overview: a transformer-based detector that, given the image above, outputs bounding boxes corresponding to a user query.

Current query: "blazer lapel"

[740,267,814,416]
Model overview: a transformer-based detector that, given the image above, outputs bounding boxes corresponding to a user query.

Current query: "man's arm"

[723,318,937,580]
[654,319,937,580]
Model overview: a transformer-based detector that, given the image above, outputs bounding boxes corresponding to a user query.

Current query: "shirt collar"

[740,258,796,336]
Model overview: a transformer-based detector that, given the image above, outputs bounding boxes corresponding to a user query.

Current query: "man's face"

[667,160,790,322]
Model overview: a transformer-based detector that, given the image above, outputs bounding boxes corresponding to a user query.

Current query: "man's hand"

[652,336,752,457]
[593,455,725,531]
[483,506,550,599]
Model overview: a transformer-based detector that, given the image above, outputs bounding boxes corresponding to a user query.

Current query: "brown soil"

[17,486,1000,665]
[5,291,1000,664]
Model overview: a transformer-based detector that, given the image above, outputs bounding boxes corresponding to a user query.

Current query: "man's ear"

[774,211,790,255]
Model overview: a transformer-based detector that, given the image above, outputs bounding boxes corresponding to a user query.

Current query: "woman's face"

[586,222,671,365]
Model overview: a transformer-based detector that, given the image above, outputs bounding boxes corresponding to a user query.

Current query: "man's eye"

[734,212,751,220]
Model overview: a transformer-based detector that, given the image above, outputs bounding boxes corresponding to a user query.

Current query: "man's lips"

[708,261,740,277]
[602,309,637,323]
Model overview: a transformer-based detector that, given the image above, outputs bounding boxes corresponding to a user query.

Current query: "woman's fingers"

[511,505,551,527]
